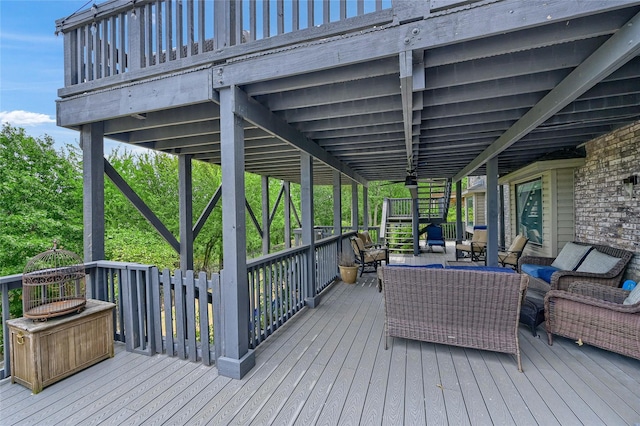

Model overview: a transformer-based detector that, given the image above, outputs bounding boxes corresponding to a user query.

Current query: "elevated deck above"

[55,0,640,185]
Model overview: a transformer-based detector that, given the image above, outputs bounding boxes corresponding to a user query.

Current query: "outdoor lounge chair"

[455,228,487,261]
[425,224,446,253]
[519,242,634,291]
[545,281,640,361]
[497,234,529,269]
[350,236,388,276]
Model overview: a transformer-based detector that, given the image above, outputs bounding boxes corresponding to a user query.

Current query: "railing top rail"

[247,244,310,268]
[0,273,22,286]
[55,0,133,32]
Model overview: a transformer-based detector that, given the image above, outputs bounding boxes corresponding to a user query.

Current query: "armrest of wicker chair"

[550,268,628,291]
[544,288,640,360]
[518,255,554,271]
[566,281,630,303]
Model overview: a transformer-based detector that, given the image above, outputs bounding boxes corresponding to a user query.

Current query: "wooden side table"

[7,299,115,394]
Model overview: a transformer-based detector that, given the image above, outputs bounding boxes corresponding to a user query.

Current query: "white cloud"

[0,110,55,126]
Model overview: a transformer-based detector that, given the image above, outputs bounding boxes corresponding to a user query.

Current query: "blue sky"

[1,0,389,153]
[0,0,125,152]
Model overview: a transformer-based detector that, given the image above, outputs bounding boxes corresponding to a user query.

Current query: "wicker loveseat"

[380,266,529,371]
[518,242,634,292]
[545,282,640,360]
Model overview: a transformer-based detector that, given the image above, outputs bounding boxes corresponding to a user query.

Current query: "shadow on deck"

[1,248,639,424]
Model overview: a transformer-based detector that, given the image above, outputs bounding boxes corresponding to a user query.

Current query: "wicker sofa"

[380,266,529,371]
[518,242,634,292]
[545,282,640,360]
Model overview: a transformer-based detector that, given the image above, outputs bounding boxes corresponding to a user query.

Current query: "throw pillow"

[575,250,621,274]
[623,284,640,305]
[551,242,592,271]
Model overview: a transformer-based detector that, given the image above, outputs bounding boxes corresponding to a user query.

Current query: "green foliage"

[0,124,83,276]
[0,125,84,352]
[106,227,179,271]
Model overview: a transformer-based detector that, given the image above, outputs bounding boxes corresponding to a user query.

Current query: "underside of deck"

[2,250,639,425]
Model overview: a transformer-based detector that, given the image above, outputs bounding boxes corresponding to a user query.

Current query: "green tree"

[0,125,83,276]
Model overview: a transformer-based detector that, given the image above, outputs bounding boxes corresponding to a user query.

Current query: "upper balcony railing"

[56,0,393,93]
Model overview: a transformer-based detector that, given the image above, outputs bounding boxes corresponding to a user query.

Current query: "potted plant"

[338,251,359,284]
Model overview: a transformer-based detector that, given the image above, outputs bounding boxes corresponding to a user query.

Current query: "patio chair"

[350,236,388,276]
[357,230,378,248]
[545,281,640,361]
[497,234,529,269]
[425,224,446,253]
[455,228,487,261]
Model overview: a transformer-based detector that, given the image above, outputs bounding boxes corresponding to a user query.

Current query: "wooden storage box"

[7,299,115,393]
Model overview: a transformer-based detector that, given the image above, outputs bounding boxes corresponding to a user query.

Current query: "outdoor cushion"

[551,242,592,271]
[509,234,528,252]
[446,266,515,273]
[538,267,559,283]
[623,284,640,305]
[387,263,444,269]
[575,249,621,274]
[521,264,559,278]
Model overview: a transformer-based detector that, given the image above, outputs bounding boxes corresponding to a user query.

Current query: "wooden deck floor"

[2,249,640,425]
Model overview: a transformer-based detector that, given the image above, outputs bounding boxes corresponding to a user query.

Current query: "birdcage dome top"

[23,243,84,280]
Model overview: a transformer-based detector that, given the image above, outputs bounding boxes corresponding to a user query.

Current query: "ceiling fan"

[381,168,418,187]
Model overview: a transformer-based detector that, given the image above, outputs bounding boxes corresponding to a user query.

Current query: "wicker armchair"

[380,266,529,371]
[518,242,634,292]
[545,282,640,361]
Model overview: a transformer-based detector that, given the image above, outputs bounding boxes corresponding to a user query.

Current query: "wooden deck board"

[2,260,640,426]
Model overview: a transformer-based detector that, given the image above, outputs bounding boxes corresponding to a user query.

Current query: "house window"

[516,178,542,244]
[465,197,474,228]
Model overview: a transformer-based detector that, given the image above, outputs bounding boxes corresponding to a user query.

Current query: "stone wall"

[574,120,640,282]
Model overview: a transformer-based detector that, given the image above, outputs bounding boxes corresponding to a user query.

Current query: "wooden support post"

[351,182,358,231]
[179,154,194,270]
[217,86,255,379]
[486,157,499,267]
[284,181,291,248]
[456,180,463,244]
[333,171,342,237]
[499,184,506,249]
[363,186,369,232]
[413,195,420,256]
[262,176,270,255]
[301,153,319,308]
[81,123,105,300]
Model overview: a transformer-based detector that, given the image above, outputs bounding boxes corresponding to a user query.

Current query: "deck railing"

[56,0,392,89]
[247,245,307,348]
[0,235,348,377]
[0,274,22,380]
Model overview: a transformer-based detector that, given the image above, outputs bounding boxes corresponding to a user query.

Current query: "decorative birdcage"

[22,243,86,320]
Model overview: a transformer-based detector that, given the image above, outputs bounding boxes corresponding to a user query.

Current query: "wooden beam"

[82,123,105,268]
[301,153,318,308]
[399,51,414,172]
[193,186,222,240]
[218,86,255,379]
[211,1,638,89]
[57,69,217,127]
[262,176,270,255]
[230,86,368,186]
[103,158,180,253]
[453,10,640,181]
[178,154,194,270]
